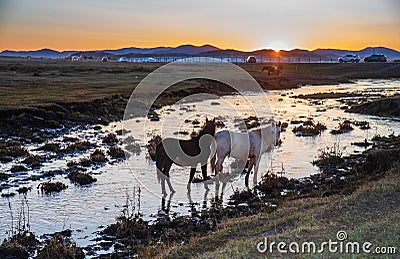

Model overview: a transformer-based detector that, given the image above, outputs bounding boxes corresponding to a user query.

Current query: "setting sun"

[262,40,292,52]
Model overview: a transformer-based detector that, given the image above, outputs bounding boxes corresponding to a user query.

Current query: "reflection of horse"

[262,65,283,76]
[210,122,281,187]
[156,118,216,194]
[160,192,174,215]
[187,182,210,211]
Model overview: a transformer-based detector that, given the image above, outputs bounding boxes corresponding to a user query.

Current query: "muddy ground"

[348,95,400,117]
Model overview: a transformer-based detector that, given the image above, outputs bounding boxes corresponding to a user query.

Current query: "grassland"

[1,57,400,110]
[0,58,158,110]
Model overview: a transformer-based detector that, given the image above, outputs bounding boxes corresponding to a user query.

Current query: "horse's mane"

[199,122,208,132]
[190,119,215,140]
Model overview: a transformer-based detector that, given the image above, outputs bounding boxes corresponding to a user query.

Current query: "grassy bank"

[348,95,400,117]
[163,164,400,258]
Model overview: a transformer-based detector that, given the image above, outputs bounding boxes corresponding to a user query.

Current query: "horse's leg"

[157,166,166,194]
[201,163,208,181]
[253,157,261,185]
[201,163,210,191]
[215,154,227,175]
[163,161,175,193]
[210,141,217,174]
[245,157,256,188]
[161,178,167,195]
[158,161,167,195]
[187,167,196,190]
[239,159,249,174]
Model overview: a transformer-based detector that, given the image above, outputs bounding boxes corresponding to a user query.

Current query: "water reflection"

[160,192,173,215]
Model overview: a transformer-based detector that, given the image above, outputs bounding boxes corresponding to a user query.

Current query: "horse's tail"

[210,139,216,174]
[155,143,164,183]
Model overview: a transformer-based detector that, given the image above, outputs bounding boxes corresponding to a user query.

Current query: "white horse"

[210,122,281,187]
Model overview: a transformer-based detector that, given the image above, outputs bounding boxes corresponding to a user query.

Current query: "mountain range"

[1,45,400,60]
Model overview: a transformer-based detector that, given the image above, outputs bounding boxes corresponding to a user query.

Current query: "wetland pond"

[0,79,399,253]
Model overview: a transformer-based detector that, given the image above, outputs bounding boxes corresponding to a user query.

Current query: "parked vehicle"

[143,57,157,63]
[118,57,128,62]
[246,56,257,63]
[338,54,360,63]
[101,56,109,62]
[71,55,80,61]
[364,54,387,62]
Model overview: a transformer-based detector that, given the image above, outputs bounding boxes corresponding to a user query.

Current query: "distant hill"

[0,48,75,59]
[159,44,220,55]
[1,45,400,60]
[103,44,219,56]
[313,47,400,59]
[103,46,172,55]
[355,47,400,58]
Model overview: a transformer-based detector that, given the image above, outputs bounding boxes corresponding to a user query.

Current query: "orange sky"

[0,0,399,52]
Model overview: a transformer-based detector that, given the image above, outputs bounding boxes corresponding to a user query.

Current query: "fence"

[126,56,339,64]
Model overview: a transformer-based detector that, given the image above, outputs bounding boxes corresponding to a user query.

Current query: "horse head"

[201,117,217,137]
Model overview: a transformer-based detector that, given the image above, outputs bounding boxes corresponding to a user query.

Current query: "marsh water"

[0,79,399,252]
